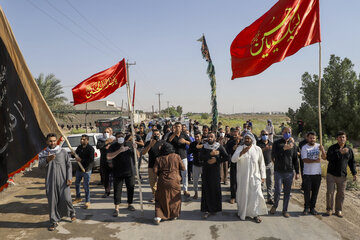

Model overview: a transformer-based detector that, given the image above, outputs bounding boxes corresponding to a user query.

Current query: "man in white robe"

[231,132,268,223]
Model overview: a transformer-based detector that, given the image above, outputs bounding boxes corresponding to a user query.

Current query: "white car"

[60,133,103,172]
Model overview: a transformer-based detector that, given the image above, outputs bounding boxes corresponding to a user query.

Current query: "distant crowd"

[39,118,357,231]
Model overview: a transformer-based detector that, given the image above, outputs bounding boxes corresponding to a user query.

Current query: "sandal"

[48,222,58,231]
[71,216,77,222]
[113,209,119,217]
[254,216,262,223]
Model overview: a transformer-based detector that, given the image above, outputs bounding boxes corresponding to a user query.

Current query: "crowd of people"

[38,119,358,231]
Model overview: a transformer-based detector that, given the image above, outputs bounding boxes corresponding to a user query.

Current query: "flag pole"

[126,60,143,214]
[318,42,323,146]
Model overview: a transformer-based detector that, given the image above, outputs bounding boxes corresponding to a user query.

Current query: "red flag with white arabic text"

[72,59,127,105]
[230,0,321,79]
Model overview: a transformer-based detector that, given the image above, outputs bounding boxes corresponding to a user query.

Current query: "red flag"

[132,81,136,108]
[230,0,321,79]
[72,59,127,105]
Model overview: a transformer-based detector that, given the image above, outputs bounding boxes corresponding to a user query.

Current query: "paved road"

[0,165,342,240]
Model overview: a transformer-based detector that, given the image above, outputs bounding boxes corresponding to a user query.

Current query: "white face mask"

[220,132,225,138]
[104,133,110,139]
[117,137,125,144]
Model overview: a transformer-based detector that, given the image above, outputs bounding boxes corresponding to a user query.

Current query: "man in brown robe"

[153,142,185,224]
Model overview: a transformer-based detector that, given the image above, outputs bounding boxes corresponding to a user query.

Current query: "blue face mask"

[261,135,268,141]
[283,133,291,140]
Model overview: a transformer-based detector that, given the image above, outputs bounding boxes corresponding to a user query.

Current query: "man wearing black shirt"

[142,129,163,201]
[167,122,191,197]
[188,132,203,199]
[257,130,274,204]
[270,127,299,218]
[73,135,94,209]
[326,131,357,217]
[226,129,241,204]
[107,134,139,216]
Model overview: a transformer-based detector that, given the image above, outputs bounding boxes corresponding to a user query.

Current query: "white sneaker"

[153,217,161,225]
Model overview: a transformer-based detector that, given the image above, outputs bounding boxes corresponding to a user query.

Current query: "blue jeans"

[75,170,92,203]
[273,171,294,212]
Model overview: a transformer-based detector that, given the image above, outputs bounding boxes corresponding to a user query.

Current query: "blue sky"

[2,0,360,113]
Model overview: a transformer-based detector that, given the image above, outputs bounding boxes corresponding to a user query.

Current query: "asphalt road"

[0,165,342,240]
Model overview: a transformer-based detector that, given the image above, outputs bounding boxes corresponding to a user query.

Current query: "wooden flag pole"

[61,132,86,172]
[318,42,323,146]
[126,61,144,213]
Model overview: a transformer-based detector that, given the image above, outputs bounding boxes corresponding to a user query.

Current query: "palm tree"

[35,73,73,120]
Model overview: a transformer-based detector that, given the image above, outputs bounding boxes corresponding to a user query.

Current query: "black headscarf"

[160,142,175,156]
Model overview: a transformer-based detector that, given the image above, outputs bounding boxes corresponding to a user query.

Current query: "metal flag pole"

[125,60,143,213]
[318,42,323,146]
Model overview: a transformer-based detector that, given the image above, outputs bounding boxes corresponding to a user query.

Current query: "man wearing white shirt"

[301,131,326,215]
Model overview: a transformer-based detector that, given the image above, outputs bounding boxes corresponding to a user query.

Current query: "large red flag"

[72,59,127,105]
[230,0,321,79]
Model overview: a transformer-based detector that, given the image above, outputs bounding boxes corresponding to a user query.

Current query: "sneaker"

[72,198,82,204]
[326,210,332,216]
[229,198,236,204]
[48,222,58,231]
[153,217,161,225]
[303,208,310,215]
[128,204,136,211]
[282,211,290,218]
[84,202,91,209]
[193,192,198,199]
[71,216,77,222]
[270,206,276,215]
[310,209,319,215]
[184,191,190,198]
[335,211,343,218]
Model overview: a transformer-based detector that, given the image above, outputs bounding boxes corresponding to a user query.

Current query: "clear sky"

[1,0,360,114]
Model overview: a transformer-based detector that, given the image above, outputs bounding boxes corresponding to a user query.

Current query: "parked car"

[60,133,103,173]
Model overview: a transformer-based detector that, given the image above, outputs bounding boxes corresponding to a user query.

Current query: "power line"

[45,0,118,58]
[27,0,109,58]
[64,0,129,59]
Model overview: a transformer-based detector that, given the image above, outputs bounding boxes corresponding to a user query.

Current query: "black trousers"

[230,162,237,199]
[188,161,193,182]
[113,175,135,205]
[303,174,321,209]
[100,160,112,193]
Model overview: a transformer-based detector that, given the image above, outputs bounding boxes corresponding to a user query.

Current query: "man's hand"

[179,138,186,144]
[295,174,300,180]
[150,139,157,146]
[261,178,265,183]
[353,175,357,182]
[210,150,219,156]
[240,145,251,155]
[207,158,216,164]
[47,153,55,162]
[340,147,349,154]
[75,156,81,162]
[283,143,294,151]
[67,179,72,186]
[196,144,203,149]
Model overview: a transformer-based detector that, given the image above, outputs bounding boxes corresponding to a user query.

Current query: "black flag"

[0,7,62,191]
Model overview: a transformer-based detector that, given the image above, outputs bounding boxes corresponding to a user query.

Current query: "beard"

[208,140,214,145]
[244,141,252,146]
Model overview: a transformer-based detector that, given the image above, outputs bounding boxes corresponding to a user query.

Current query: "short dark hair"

[175,121,182,126]
[203,125,209,130]
[81,134,89,140]
[336,131,346,137]
[152,129,160,133]
[46,133,57,140]
[306,131,316,137]
[194,131,201,136]
[115,132,122,137]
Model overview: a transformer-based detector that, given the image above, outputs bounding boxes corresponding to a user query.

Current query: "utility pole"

[167,101,170,117]
[155,92,163,114]
[152,105,154,114]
